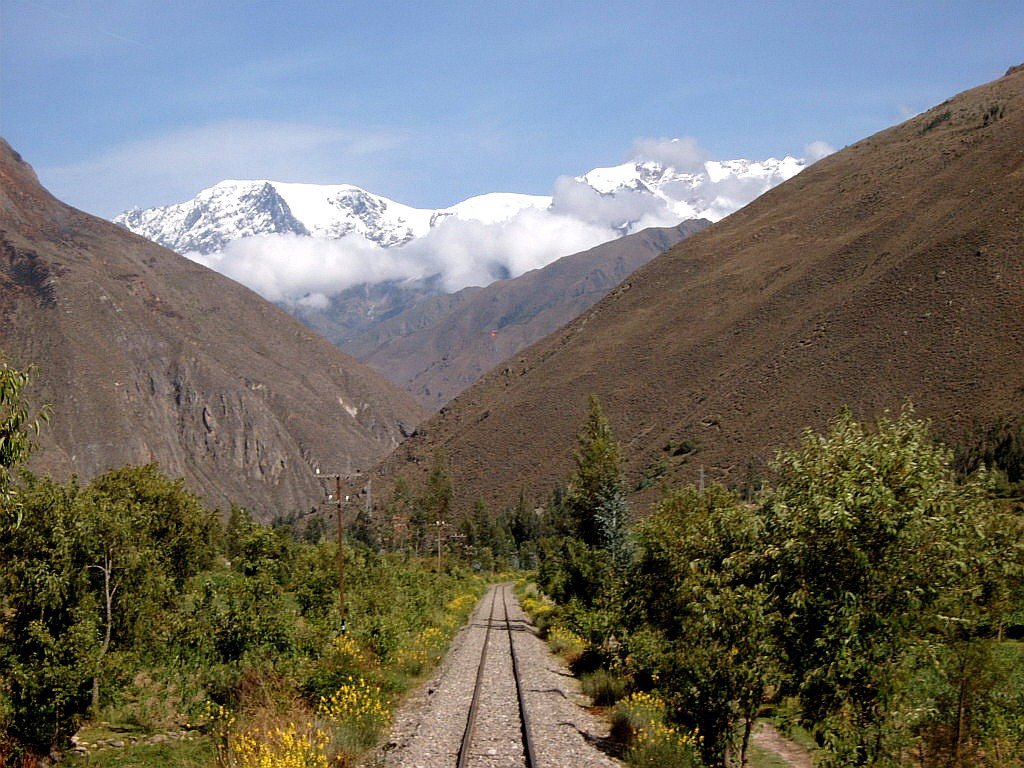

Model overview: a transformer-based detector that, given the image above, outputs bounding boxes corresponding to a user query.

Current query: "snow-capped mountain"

[578,156,805,222]
[114,155,805,258]
[116,182,551,256]
[109,148,814,404]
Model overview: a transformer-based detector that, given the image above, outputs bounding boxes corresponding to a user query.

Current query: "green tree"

[227,506,296,582]
[956,412,1024,496]
[0,464,219,752]
[629,485,779,767]
[418,450,453,527]
[87,465,219,586]
[74,486,164,716]
[566,395,630,570]
[385,477,424,553]
[763,408,1002,766]
[417,451,454,566]
[0,475,95,753]
[905,488,1024,766]
[0,360,48,525]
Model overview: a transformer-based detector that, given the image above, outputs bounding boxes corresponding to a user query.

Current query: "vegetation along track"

[457,583,537,768]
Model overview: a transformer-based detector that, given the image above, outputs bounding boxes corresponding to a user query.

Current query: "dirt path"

[751,721,815,768]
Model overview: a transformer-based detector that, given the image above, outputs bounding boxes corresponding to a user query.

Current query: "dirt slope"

[367,66,1024,516]
[347,220,709,408]
[0,140,425,518]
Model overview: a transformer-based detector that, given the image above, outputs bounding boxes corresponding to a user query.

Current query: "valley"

[113,151,798,405]
[1,26,1022,768]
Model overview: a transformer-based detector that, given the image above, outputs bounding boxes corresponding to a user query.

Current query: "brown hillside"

[368,66,1024,517]
[0,140,425,517]
[346,219,709,408]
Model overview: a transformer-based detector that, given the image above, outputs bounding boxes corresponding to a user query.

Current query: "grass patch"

[580,668,628,706]
[747,740,793,768]
[745,741,790,768]
[63,736,216,768]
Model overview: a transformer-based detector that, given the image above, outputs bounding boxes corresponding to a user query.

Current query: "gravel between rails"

[369,584,622,768]
[463,586,526,768]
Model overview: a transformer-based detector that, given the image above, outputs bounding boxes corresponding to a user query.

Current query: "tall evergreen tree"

[418,450,453,526]
[566,395,630,569]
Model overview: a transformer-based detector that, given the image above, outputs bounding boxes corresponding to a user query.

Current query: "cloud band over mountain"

[120,137,826,303]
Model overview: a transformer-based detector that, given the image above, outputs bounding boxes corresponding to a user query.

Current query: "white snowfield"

[113,151,812,301]
[115,156,806,257]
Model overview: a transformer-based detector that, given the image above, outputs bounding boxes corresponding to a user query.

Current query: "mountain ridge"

[345,219,711,407]
[114,153,803,265]
[361,66,1024,518]
[0,138,425,518]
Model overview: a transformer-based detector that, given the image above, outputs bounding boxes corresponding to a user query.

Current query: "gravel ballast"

[371,584,621,768]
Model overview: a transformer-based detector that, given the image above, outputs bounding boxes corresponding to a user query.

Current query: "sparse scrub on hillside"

[919,109,952,134]
[982,102,1007,127]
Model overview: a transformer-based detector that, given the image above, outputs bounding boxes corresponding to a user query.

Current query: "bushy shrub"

[611,693,700,768]
[581,669,628,706]
[317,676,390,750]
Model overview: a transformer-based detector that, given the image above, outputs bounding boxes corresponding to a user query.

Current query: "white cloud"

[40,120,405,218]
[897,104,922,120]
[192,232,423,303]
[296,293,331,310]
[117,131,818,305]
[551,175,676,230]
[196,208,618,303]
[629,136,708,173]
[412,209,615,292]
[804,140,835,162]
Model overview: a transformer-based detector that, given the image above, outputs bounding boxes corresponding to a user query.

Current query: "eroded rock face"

[0,139,425,519]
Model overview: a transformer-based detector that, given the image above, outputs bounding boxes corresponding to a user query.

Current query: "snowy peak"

[113,150,812,266]
[116,180,436,254]
[577,156,806,222]
[580,160,697,194]
[117,180,309,254]
[270,182,433,246]
[441,192,551,224]
[116,181,552,255]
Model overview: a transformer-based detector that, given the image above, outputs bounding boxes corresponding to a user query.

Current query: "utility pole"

[435,519,447,572]
[335,474,345,630]
[317,468,353,632]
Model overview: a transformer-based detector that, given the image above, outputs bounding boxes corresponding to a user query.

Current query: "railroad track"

[456,583,537,768]
[379,583,621,768]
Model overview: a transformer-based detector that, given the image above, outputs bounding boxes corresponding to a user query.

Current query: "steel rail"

[502,584,538,768]
[456,584,537,768]
[456,586,498,768]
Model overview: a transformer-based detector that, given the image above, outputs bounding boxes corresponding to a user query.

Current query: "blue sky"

[2,1,1021,218]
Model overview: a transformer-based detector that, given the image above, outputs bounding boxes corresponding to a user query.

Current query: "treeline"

[0,364,484,765]
[531,397,1024,768]
[288,452,547,573]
